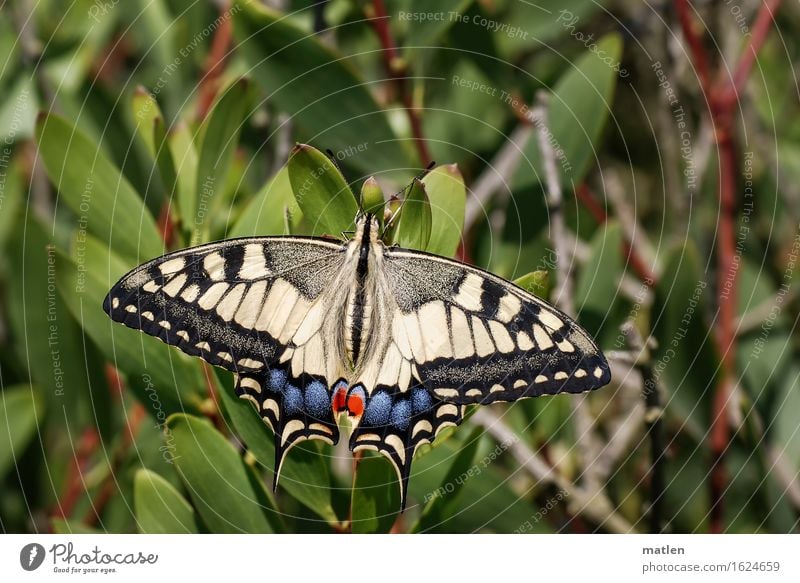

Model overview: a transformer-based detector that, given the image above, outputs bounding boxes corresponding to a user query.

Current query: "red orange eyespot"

[332,388,348,413]
[346,393,364,416]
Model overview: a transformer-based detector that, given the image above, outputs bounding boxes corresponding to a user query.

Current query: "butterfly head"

[354,212,380,246]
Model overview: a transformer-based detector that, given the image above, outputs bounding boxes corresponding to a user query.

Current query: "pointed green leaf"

[351,454,400,533]
[513,270,550,300]
[288,144,358,236]
[169,120,199,236]
[35,112,162,260]
[167,413,275,533]
[0,385,42,477]
[422,164,466,256]
[134,468,199,533]
[233,1,412,173]
[360,176,385,229]
[215,370,338,524]
[191,78,251,244]
[394,178,432,250]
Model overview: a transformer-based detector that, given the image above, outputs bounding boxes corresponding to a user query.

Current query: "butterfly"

[103,212,611,509]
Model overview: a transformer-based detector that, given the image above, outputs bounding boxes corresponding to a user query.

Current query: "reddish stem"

[196,2,234,121]
[674,0,781,533]
[369,0,433,167]
[84,404,146,527]
[51,428,100,526]
[729,0,782,101]
[673,0,712,95]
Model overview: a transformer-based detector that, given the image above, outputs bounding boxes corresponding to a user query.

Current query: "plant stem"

[196,1,234,121]
[674,0,782,533]
[622,323,665,533]
[369,0,432,167]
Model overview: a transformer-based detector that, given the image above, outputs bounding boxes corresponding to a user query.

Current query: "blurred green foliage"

[0,0,797,534]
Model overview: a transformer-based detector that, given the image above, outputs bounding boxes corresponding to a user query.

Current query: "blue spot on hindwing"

[304,381,329,418]
[364,391,391,425]
[411,388,433,413]
[268,369,288,392]
[389,400,412,430]
[284,384,303,415]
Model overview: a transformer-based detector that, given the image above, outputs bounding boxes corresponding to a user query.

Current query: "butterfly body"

[104,213,610,508]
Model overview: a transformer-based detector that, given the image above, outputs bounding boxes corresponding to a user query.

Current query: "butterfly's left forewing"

[103,237,347,480]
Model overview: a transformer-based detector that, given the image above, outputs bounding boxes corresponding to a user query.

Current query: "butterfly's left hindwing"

[103,237,346,480]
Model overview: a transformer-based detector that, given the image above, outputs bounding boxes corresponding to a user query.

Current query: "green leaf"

[413,426,483,532]
[215,370,339,524]
[287,144,358,236]
[153,116,179,211]
[575,221,628,348]
[192,78,251,243]
[0,75,37,144]
[497,0,602,56]
[422,164,466,257]
[360,176,385,228]
[513,270,550,300]
[233,1,412,173]
[166,121,199,237]
[513,33,622,190]
[230,166,301,237]
[6,216,95,431]
[393,178,432,250]
[0,385,42,477]
[0,161,22,255]
[35,112,163,260]
[401,0,475,58]
[134,468,199,533]
[652,243,719,440]
[131,87,161,157]
[167,413,275,533]
[350,455,400,533]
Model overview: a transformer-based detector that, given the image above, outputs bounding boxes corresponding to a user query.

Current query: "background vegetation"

[0,0,798,534]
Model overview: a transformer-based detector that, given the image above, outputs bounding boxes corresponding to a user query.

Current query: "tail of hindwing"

[234,368,340,487]
[349,383,464,509]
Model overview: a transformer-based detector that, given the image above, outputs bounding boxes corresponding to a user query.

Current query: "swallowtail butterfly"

[104,213,610,508]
